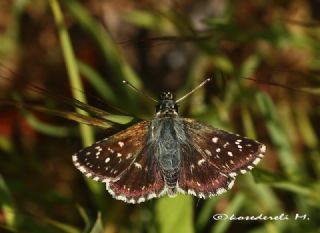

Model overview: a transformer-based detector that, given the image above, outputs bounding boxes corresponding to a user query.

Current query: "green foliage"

[156,196,194,233]
[0,1,320,233]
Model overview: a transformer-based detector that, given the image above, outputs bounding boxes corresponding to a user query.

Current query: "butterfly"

[72,78,266,204]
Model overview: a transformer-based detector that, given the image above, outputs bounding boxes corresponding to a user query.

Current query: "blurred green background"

[0,0,320,233]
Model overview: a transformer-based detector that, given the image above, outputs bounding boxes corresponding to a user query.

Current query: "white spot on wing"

[72,155,78,162]
[198,193,205,198]
[228,179,235,189]
[147,193,157,199]
[137,197,145,203]
[107,147,114,153]
[197,159,205,166]
[116,195,128,202]
[205,149,212,156]
[79,166,86,173]
[103,178,110,183]
[216,188,226,195]
[188,189,196,196]
[176,187,186,194]
[212,137,218,143]
[253,157,261,165]
[105,157,110,163]
[128,198,135,204]
[228,151,233,157]
[106,183,115,196]
[134,162,142,169]
[118,141,124,147]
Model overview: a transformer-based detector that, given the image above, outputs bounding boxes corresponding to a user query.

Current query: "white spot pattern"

[205,149,212,156]
[118,141,124,147]
[212,137,218,143]
[197,159,205,166]
[71,119,267,204]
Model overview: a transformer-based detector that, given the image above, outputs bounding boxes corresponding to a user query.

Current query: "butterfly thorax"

[155,92,178,118]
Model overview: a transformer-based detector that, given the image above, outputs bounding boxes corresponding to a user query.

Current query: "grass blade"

[49,0,94,147]
[156,196,194,233]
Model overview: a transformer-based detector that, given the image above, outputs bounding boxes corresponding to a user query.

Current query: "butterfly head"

[156,92,178,117]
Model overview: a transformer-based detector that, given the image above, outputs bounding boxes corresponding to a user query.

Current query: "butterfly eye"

[159,92,167,100]
[167,92,173,99]
[159,92,174,100]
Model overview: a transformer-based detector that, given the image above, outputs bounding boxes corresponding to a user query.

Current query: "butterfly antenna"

[176,77,212,103]
[122,80,158,103]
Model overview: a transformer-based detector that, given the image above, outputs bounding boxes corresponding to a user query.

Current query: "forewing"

[73,120,165,203]
[178,118,266,197]
[72,121,150,182]
[183,118,266,176]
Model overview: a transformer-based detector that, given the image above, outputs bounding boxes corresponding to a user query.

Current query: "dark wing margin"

[177,118,266,198]
[72,120,165,203]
